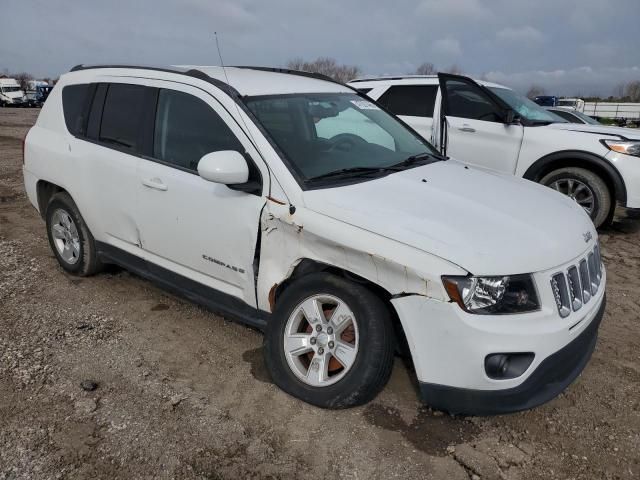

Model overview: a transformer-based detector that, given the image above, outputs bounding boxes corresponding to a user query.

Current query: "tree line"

[527,81,640,103]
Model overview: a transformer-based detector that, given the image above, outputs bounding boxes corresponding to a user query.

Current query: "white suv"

[23,65,606,414]
[350,74,640,228]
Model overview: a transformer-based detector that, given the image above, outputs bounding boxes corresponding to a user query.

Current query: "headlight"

[442,274,540,315]
[601,139,640,158]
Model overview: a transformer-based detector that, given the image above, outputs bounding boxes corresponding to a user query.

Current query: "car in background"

[0,78,27,107]
[547,107,601,125]
[556,98,585,111]
[350,73,640,228]
[26,84,54,107]
[534,95,559,107]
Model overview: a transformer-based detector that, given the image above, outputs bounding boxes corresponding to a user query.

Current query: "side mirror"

[504,109,521,125]
[197,151,249,185]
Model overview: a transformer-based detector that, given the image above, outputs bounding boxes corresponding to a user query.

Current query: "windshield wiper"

[306,152,445,184]
[391,151,444,168]
[306,166,399,183]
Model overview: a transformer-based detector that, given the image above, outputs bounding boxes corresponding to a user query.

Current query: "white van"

[350,74,640,227]
[23,65,605,414]
[0,78,26,107]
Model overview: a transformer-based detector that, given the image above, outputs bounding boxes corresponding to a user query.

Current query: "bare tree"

[612,82,625,99]
[526,85,546,99]
[625,80,640,102]
[415,62,437,75]
[443,64,464,75]
[286,57,361,83]
[13,72,34,90]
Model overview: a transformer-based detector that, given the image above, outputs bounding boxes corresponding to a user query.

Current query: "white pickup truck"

[350,74,640,227]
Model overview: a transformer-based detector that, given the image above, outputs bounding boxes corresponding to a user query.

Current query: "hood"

[303,161,596,275]
[548,122,640,140]
[1,90,24,100]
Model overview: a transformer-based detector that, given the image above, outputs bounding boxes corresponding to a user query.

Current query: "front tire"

[264,272,394,408]
[45,192,103,276]
[541,167,612,228]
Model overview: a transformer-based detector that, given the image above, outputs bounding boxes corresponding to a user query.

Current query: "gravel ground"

[1,108,639,480]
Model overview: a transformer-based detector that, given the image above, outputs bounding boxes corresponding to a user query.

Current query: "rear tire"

[45,192,104,276]
[541,167,612,228]
[264,272,394,408]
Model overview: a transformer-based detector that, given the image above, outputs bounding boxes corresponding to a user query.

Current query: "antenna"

[213,32,282,202]
[214,32,232,86]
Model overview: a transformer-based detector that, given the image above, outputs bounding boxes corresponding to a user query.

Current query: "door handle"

[141,177,168,191]
[458,125,476,133]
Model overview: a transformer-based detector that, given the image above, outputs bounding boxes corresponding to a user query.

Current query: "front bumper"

[606,150,640,208]
[419,295,605,415]
[390,252,606,415]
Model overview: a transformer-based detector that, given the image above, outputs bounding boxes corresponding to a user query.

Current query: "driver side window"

[445,80,502,122]
[315,106,395,151]
[153,89,243,171]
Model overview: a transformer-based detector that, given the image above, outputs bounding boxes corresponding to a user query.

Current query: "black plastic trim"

[419,295,606,415]
[96,241,269,331]
[523,150,627,204]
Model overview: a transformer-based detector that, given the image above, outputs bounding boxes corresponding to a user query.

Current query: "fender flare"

[522,150,627,204]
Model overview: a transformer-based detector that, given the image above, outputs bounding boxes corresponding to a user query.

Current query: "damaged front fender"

[256,199,467,312]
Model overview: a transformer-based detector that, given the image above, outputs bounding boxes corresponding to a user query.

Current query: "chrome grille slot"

[579,259,591,304]
[566,266,583,311]
[587,252,599,293]
[551,273,571,318]
[594,244,602,283]
[551,244,603,318]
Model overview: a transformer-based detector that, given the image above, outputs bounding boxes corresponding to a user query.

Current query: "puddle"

[242,347,272,384]
[150,303,170,311]
[364,403,479,455]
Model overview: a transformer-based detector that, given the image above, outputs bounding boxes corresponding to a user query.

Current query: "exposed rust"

[268,283,279,311]
[266,195,286,205]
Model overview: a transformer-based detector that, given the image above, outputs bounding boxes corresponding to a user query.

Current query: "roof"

[349,74,506,90]
[68,64,353,96]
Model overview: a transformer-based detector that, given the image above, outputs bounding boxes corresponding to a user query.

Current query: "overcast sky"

[1,0,639,96]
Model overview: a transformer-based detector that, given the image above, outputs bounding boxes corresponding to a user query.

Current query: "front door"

[136,83,267,307]
[437,74,524,174]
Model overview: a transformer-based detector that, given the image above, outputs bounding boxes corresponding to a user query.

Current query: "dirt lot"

[1,108,639,480]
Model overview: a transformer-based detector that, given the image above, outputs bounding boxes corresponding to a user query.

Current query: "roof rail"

[350,75,439,83]
[68,64,241,98]
[69,64,347,88]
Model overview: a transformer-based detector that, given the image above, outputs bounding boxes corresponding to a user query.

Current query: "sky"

[1,0,639,96]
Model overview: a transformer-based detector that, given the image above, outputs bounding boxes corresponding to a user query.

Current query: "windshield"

[492,88,566,123]
[245,93,439,184]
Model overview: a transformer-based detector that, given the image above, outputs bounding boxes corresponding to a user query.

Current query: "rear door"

[135,82,267,307]
[437,74,524,174]
[71,82,150,251]
[376,84,438,140]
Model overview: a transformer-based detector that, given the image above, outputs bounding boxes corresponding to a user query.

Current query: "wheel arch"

[522,150,627,205]
[36,180,68,220]
[271,258,412,358]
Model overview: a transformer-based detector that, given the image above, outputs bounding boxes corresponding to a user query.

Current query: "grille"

[551,244,603,318]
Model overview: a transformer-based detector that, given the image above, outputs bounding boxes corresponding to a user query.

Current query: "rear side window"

[377,85,437,117]
[99,84,147,151]
[62,84,91,136]
[153,89,243,171]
